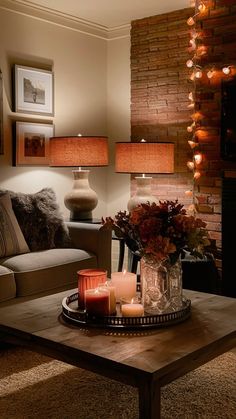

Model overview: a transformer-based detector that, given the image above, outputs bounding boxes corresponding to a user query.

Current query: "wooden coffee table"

[0,289,236,419]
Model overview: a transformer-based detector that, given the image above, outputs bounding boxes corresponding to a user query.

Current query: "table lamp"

[115,141,174,211]
[49,136,108,221]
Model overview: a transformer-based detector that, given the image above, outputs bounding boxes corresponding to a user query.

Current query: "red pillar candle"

[77,269,107,309]
[85,288,110,317]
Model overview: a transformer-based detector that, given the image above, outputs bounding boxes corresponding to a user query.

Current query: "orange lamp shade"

[115,142,174,174]
[49,136,108,167]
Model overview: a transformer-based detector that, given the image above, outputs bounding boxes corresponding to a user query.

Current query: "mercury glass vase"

[140,255,183,314]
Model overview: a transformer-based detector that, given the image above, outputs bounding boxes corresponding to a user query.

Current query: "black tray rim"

[61,292,191,330]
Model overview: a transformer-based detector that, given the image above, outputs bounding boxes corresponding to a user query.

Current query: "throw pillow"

[0,193,30,258]
[0,188,71,251]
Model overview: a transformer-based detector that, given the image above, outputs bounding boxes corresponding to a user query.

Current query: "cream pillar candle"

[121,297,144,317]
[121,303,144,317]
[99,281,117,315]
[111,271,137,301]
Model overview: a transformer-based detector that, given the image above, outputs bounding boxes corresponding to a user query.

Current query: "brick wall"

[131,1,236,254]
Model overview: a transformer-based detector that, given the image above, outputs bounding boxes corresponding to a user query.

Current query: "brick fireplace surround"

[130,0,236,295]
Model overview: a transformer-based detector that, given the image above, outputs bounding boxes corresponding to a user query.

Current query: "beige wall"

[106,36,131,271]
[0,6,112,218]
[107,37,131,217]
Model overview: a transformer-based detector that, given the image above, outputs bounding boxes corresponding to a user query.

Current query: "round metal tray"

[62,292,191,330]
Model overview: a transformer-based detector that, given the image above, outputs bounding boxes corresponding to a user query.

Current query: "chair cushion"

[0,188,71,251]
[2,248,97,297]
[0,193,30,258]
[0,265,16,302]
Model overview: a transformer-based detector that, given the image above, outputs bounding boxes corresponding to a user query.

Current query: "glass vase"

[140,255,183,314]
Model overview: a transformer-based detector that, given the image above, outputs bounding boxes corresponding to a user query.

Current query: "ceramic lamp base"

[64,169,98,221]
[127,176,158,212]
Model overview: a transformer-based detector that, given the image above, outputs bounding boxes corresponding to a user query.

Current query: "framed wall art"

[0,69,3,154]
[14,65,54,116]
[14,121,54,166]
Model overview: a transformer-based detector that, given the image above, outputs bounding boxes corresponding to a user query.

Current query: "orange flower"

[102,200,209,264]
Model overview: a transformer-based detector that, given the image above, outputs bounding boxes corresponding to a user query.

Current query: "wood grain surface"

[0,290,235,419]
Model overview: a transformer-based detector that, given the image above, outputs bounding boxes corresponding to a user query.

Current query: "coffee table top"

[0,289,236,386]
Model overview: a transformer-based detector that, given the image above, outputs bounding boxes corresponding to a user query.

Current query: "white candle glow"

[121,298,144,317]
[111,270,137,301]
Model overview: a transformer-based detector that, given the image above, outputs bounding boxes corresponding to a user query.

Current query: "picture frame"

[14,65,54,116]
[14,121,54,166]
[0,69,3,154]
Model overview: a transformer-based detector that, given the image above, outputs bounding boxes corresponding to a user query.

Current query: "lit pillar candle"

[99,281,117,315]
[121,298,144,317]
[111,270,137,301]
[85,288,110,317]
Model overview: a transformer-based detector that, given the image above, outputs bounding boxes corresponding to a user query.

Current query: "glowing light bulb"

[188,92,194,101]
[186,59,194,68]
[187,121,195,133]
[195,69,203,79]
[185,190,193,197]
[222,66,231,75]
[207,69,214,79]
[198,3,206,12]
[194,153,203,165]
[188,140,198,149]
[189,39,196,50]
[190,71,195,81]
[187,16,195,26]
[187,161,194,170]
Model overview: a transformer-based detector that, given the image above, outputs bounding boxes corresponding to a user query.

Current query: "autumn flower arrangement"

[102,200,210,265]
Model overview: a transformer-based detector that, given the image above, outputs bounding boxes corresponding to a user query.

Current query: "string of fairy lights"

[185,0,234,210]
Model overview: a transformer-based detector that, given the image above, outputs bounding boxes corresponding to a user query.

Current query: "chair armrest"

[65,222,112,276]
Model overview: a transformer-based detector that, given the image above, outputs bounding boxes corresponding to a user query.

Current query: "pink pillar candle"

[111,271,137,301]
[77,269,107,309]
[85,288,110,317]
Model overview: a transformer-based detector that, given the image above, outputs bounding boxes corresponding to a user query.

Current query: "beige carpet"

[0,347,236,419]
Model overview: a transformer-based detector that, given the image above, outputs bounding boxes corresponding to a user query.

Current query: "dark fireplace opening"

[222,176,236,297]
[221,77,236,161]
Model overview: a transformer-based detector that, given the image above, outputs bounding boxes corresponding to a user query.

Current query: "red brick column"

[131,1,236,254]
